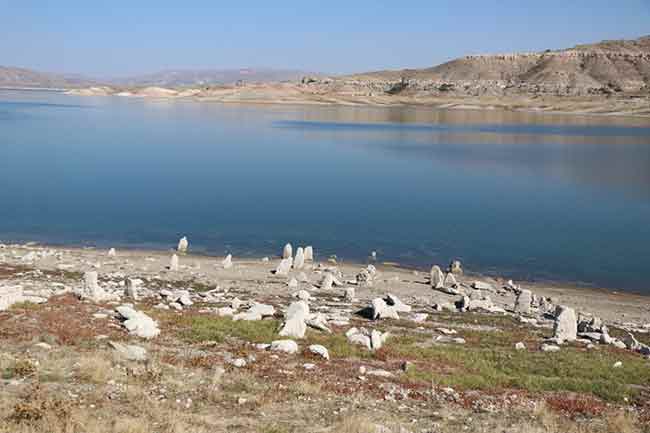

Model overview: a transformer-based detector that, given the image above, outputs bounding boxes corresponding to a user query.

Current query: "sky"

[1,0,649,77]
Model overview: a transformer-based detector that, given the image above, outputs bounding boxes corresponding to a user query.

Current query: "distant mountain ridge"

[108,68,317,87]
[0,66,97,89]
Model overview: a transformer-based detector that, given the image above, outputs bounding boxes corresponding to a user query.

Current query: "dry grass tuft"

[75,353,112,383]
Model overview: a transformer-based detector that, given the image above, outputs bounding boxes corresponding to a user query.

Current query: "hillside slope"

[351,36,650,96]
[0,66,95,89]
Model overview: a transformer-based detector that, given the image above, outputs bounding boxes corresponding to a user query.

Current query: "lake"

[1,90,649,293]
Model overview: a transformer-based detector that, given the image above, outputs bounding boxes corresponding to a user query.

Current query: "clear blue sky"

[1,0,649,77]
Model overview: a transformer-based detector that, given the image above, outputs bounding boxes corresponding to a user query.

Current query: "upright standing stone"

[170,254,179,271]
[108,248,116,257]
[222,254,233,269]
[514,289,533,314]
[293,247,305,269]
[553,305,577,343]
[124,278,139,300]
[430,265,444,289]
[275,258,292,276]
[304,246,314,261]
[177,236,189,253]
[449,260,463,275]
[443,272,458,288]
[283,243,293,259]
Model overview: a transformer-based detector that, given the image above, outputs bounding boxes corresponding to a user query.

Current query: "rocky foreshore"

[1,239,650,432]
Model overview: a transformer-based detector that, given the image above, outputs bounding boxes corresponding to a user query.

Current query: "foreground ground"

[1,243,649,432]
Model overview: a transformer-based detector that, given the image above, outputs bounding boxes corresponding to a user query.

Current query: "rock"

[233,303,276,321]
[288,278,299,289]
[306,313,331,333]
[283,243,293,259]
[346,327,387,351]
[515,342,526,351]
[170,254,179,271]
[0,285,24,311]
[293,247,305,270]
[356,269,372,285]
[116,306,160,339]
[228,358,247,368]
[344,287,356,301]
[178,292,193,306]
[541,344,561,353]
[320,273,342,290]
[108,341,147,361]
[231,298,244,310]
[274,258,292,276]
[304,246,314,261]
[108,248,116,257]
[514,289,532,314]
[177,236,189,253]
[309,344,330,360]
[293,289,310,301]
[430,265,444,289]
[270,340,299,354]
[279,301,310,339]
[371,298,399,320]
[77,271,115,303]
[370,329,383,350]
[472,281,494,291]
[124,278,139,300]
[385,294,411,313]
[222,254,233,269]
[412,313,428,323]
[444,273,458,288]
[449,260,463,275]
[613,361,623,369]
[553,305,577,343]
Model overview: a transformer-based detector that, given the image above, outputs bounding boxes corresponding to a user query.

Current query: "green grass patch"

[177,315,280,344]
[305,331,375,360]
[9,301,43,311]
[394,342,650,402]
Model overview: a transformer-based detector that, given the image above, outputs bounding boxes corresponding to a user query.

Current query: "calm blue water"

[1,90,650,292]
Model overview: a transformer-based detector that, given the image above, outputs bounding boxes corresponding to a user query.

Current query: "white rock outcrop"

[293,247,305,270]
[430,265,444,289]
[279,301,310,339]
[553,305,577,343]
[282,243,293,259]
[304,246,314,261]
[116,305,160,339]
[274,258,292,276]
[177,236,189,253]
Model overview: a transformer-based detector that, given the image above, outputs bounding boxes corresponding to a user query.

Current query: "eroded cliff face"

[341,36,650,97]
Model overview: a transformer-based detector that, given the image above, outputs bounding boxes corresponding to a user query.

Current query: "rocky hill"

[0,66,95,89]
[348,36,650,97]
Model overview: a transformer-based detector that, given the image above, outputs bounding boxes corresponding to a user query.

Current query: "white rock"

[222,254,233,269]
[304,246,314,261]
[116,306,160,339]
[514,289,533,314]
[553,305,577,343]
[282,243,293,259]
[473,281,494,291]
[233,303,276,321]
[309,344,330,360]
[293,289,311,301]
[430,265,444,289]
[613,361,623,369]
[412,313,429,323]
[177,236,189,253]
[306,313,331,333]
[288,278,299,289]
[541,344,561,353]
[270,340,299,354]
[124,278,139,300]
[0,285,24,311]
[108,248,116,257]
[344,287,355,301]
[279,301,310,339]
[170,254,179,271]
[443,273,458,290]
[293,247,305,270]
[515,342,526,351]
[371,298,399,320]
[385,294,411,313]
[77,271,115,303]
[320,273,342,290]
[274,258,292,276]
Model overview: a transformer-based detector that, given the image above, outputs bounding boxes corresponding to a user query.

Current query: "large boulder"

[553,305,577,343]
[293,247,305,270]
[274,258,292,276]
[304,246,314,261]
[430,265,444,289]
[0,285,24,311]
[116,305,160,339]
[282,243,293,259]
[514,289,533,314]
[233,302,276,321]
[309,344,329,360]
[279,301,310,339]
[270,340,298,354]
[371,298,399,320]
[177,236,189,253]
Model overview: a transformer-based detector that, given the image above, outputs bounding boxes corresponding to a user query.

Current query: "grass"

[175,315,281,344]
[390,340,650,402]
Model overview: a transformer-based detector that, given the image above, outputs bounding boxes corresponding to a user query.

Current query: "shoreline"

[2,240,649,325]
